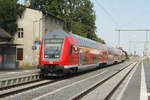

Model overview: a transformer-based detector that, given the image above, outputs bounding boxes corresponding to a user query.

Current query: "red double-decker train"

[39,30,126,76]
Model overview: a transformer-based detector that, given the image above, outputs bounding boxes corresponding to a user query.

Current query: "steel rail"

[0,79,60,98]
[104,62,138,100]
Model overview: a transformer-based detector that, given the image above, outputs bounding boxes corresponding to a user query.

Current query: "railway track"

[72,62,138,100]
[0,79,61,98]
[0,69,99,98]
[0,61,136,100]
[33,61,138,100]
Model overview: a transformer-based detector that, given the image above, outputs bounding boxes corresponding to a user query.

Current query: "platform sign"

[34,37,41,45]
[34,40,41,45]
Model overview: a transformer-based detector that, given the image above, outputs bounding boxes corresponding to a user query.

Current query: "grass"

[143,58,150,63]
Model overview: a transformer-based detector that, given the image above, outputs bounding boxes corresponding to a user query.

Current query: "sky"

[91,0,150,56]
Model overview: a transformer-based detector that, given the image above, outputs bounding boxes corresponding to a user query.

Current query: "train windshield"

[44,39,63,59]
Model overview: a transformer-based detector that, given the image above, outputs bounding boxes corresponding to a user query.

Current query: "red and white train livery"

[39,30,126,76]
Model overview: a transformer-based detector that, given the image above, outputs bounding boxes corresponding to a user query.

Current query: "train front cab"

[39,30,79,76]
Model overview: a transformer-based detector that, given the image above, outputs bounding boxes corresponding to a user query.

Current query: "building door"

[3,47,16,69]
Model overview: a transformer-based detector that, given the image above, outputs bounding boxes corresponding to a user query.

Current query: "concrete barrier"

[0,71,42,88]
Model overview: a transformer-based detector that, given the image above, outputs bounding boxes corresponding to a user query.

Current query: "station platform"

[118,61,150,100]
[0,69,40,89]
[0,69,36,74]
[0,69,40,79]
[113,60,150,100]
[82,60,150,100]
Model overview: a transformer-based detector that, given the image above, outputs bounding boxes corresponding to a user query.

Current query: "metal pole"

[128,41,131,54]
[146,31,148,42]
[33,21,35,65]
[143,31,149,57]
[118,30,120,46]
[39,20,40,40]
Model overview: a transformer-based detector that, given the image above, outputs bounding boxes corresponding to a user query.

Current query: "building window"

[17,48,23,60]
[17,28,24,38]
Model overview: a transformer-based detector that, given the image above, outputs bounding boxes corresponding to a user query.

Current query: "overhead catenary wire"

[124,9,150,26]
[94,0,120,28]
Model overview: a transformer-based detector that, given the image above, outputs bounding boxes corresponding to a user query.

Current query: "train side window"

[83,56,88,64]
[69,44,73,54]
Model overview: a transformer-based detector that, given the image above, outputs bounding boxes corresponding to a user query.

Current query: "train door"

[70,44,79,65]
[107,52,114,64]
[79,49,84,65]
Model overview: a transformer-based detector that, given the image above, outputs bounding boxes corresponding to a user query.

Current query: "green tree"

[29,0,105,44]
[0,0,24,36]
[79,1,95,39]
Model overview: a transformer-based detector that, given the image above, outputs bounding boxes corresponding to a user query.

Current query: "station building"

[0,28,18,69]
[13,8,64,69]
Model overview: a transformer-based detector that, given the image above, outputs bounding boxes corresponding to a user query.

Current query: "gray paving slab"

[120,63,141,100]
[144,62,150,93]
[0,69,40,80]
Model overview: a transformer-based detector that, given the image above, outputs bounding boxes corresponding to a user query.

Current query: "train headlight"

[44,55,49,58]
[55,55,60,58]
